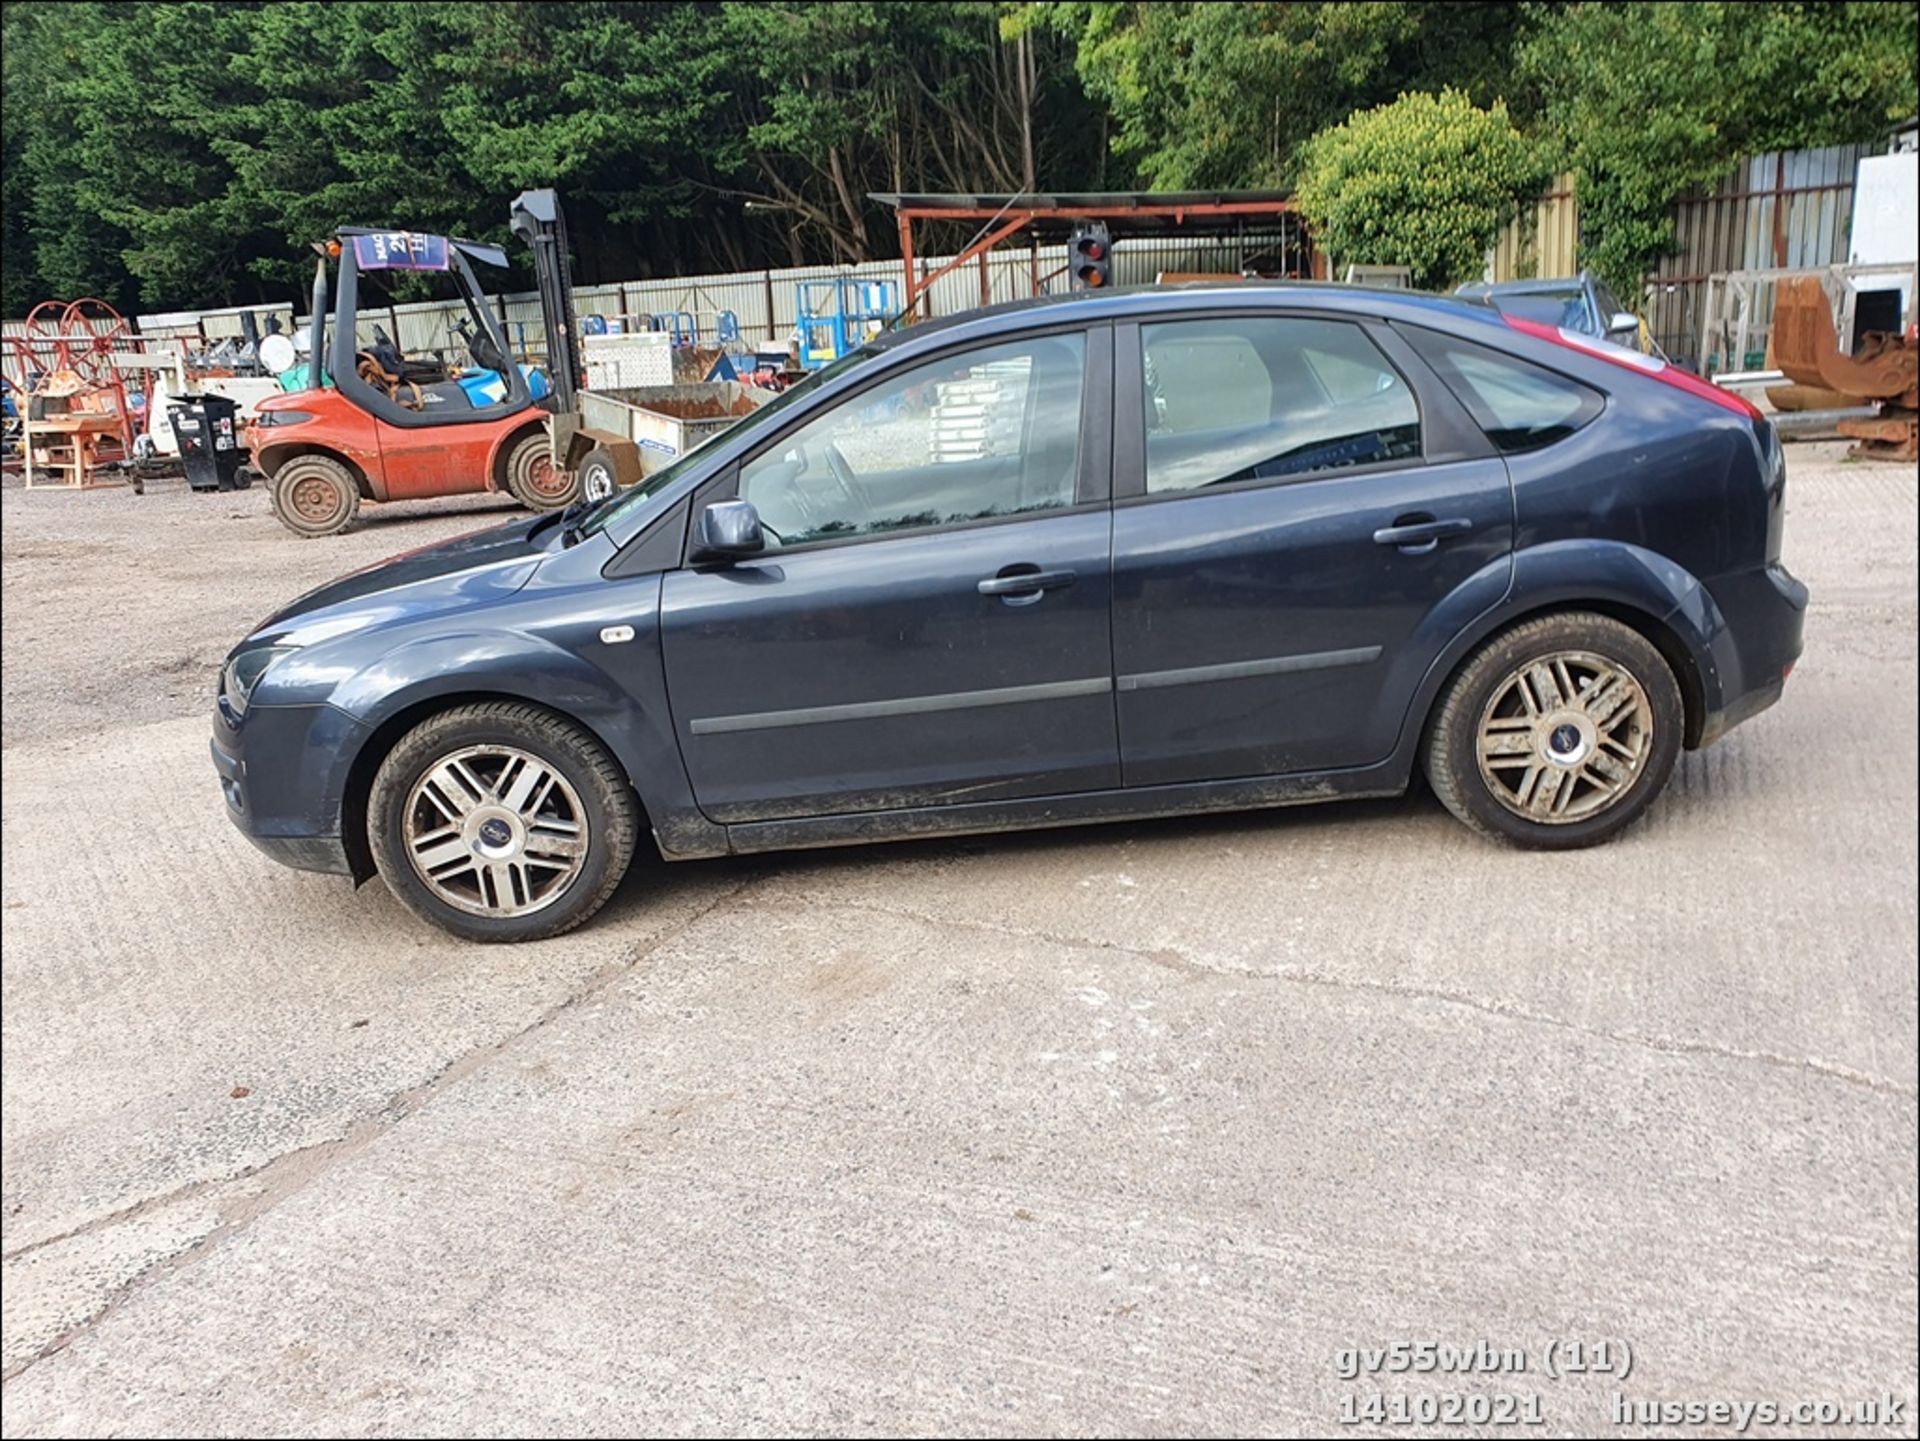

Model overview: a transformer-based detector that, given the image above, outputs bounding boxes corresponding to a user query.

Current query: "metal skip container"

[576,382,773,476]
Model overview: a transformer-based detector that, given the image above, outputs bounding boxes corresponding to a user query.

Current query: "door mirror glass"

[694,499,765,560]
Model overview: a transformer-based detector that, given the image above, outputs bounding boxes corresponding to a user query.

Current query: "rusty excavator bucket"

[1769,276,1917,462]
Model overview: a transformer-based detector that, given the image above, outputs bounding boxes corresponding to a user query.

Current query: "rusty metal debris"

[1770,276,1918,462]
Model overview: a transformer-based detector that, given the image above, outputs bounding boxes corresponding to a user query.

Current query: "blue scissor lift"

[796,277,898,370]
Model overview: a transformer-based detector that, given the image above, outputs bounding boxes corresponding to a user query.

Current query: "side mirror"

[1607,311,1640,338]
[693,500,764,561]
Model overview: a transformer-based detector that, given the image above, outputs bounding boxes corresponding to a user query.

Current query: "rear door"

[1110,312,1513,785]
[660,326,1118,823]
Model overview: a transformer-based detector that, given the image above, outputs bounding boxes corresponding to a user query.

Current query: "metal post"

[1734,279,1752,372]
[1772,153,1788,269]
[979,248,991,308]
[898,212,918,316]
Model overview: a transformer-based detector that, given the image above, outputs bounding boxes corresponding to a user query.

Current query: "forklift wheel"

[272,455,361,538]
[504,433,576,512]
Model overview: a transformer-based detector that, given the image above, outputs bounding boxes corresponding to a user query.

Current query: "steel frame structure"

[872,192,1320,315]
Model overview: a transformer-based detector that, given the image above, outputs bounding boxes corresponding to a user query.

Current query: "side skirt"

[719,764,1410,856]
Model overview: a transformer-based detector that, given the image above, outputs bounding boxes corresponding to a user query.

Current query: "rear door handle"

[978,566,1077,600]
[1373,517,1474,553]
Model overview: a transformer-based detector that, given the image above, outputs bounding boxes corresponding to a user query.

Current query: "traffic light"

[1070,223,1113,290]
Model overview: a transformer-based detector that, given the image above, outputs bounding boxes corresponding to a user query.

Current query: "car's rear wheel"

[1425,612,1683,848]
[368,702,638,942]
[504,432,576,511]
[272,454,360,537]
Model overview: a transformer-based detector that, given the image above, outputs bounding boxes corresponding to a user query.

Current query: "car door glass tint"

[738,334,1085,547]
[1401,327,1604,453]
[1141,317,1419,494]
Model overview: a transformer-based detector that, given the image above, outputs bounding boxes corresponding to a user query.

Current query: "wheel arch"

[256,442,375,500]
[1398,539,1728,767]
[1417,599,1708,757]
[339,689,646,885]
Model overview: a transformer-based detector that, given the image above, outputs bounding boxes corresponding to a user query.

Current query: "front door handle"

[1373,516,1474,554]
[978,566,1077,602]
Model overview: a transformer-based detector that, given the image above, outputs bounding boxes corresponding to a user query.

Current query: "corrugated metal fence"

[1486,173,1580,284]
[1644,142,1872,366]
[10,231,1303,364]
[1488,143,1876,366]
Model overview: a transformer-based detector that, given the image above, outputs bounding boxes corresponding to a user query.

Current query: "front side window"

[1140,316,1420,494]
[737,333,1086,547]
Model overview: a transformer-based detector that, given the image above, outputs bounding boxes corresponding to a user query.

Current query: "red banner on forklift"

[351,232,451,271]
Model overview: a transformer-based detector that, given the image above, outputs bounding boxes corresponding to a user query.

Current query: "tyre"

[367,702,639,942]
[574,445,621,504]
[1424,612,1683,849]
[504,432,576,511]
[271,454,360,537]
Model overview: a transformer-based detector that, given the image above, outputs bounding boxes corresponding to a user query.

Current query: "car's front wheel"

[368,702,638,941]
[1425,612,1683,848]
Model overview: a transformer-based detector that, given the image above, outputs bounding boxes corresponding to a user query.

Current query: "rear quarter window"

[1401,326,1604,453]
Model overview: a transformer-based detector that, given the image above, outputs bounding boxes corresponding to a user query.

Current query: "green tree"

[0,0,1094,308]
[1521,1,1920,293]
[3,2,137,313]
[715,2,1097,262]
[1015,1,1531,188]
[1293,89,1550,289]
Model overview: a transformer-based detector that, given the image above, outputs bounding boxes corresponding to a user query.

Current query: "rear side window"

[1402,326,1603,453]
[1140,316,1421,493]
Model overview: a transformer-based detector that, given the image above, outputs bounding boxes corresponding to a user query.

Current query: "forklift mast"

[509,188,583,423]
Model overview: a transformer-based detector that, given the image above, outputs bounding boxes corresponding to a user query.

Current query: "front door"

[661,327,1118,824]
[1111,313,1514,785]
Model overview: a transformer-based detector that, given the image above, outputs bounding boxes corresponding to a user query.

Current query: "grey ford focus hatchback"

[213,285,1806,941]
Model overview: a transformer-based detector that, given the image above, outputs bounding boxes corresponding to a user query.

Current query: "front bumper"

[211,699,362,876]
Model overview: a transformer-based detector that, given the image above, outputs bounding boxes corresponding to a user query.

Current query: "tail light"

[1502,315,1764,421]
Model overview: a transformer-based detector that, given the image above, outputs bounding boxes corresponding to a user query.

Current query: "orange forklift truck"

[253,193,629,537]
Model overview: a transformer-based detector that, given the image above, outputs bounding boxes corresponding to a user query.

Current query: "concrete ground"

[2,449,1915,1437]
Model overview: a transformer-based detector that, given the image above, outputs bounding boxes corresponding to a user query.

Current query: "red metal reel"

[22,299,64,338]
[14,300,69,386]
[58,298,133,387]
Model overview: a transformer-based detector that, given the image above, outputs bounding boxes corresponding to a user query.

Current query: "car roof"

[870,281,1508,352]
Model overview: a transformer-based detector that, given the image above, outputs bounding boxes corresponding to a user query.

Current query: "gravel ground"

[0,473,528,745]
[1,445,1915,1436]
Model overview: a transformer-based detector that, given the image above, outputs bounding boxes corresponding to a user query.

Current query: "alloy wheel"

[402,745,589,917]
[1474,650,1653,824]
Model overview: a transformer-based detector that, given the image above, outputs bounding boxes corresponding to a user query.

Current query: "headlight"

[221,645,296,716]
[253,410,313,427]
